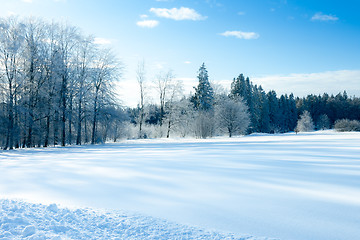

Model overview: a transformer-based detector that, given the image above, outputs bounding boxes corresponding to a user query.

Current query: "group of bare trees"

[134,64,186,139]
[0,17,121,149]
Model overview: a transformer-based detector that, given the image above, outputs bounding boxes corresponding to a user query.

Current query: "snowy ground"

[1,130,360,240]
[0,199,257,240]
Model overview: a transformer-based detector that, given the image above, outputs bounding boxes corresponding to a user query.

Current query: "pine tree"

[191,63,214,111]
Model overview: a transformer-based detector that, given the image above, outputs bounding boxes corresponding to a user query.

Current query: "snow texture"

[1,130,360,240]
[0,199,263,240]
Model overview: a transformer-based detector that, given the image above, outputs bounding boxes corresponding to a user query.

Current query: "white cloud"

[140,14,148,19]
[184,61,191,64]
[252,70,360,97]
[311,12,338,22]
[136,20,159,28]
[94,38,112,45]
[220,31,259,40]
[150,7,207,21]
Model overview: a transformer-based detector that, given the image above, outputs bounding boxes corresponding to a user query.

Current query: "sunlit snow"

[1,131,360,239]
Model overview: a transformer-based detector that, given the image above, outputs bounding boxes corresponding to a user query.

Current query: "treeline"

[0,17,123,149]
[127,65,360,138]
[1,17,359,149]
[127,68,298,137]
[296,92,360,129]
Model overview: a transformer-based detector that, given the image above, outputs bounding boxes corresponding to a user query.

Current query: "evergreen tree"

[288,93,298,131]
[191,63,214,111]
[267,90,281,133]
[230,74,246,100]
[258,86,270,133]
[250,85,262,132]
[317,114,330,130]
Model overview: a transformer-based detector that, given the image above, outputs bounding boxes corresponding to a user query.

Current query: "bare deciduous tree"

[136,60,146,138]
[154,70,174,126]
[91,48,120,144]
[0,17,25,149]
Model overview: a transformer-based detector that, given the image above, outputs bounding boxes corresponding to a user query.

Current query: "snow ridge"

[0,199,273,240]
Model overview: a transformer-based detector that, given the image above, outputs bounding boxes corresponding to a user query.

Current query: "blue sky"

[1,0,360,106]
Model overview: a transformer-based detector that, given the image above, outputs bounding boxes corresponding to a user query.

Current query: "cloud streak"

[220,31,259,40]
[150,7,206,21]
[136,20,159,28]
[311,12,338,22]
[252,70,360,97]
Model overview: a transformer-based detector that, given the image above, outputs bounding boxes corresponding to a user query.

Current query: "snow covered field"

[1,131,360,240]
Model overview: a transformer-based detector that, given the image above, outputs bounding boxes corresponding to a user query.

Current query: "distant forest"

[1,17,359,149]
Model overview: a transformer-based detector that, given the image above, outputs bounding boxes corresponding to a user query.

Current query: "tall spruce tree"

[191,63,214,111]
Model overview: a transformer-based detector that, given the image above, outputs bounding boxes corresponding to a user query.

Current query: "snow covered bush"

[126,123,168,139]
[295,110,314,132]
[194,111,215,139]
[334,119,360,132]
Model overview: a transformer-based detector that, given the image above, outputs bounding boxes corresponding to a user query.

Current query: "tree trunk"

[76,99,82,145]
[53,109,59,146]
[166,120,171,138]
[68,94,73,144]
[44,115,50,147]
[84,116,88,143]
[61,76,67,147]
[91,90,98,145]
[5,87,14,150]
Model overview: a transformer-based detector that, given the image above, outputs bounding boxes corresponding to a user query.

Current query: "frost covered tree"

[0,17,123,149]
[74,36,95,145]
[90,48,120,144]
[295,110,314,132]
[170,97,196,138]
[216,97,250,137]
[194,111,214,138]
[0,17,24,149]
[154,70,174,127]
[162,79,184,138]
